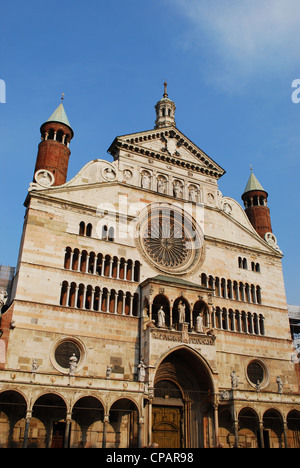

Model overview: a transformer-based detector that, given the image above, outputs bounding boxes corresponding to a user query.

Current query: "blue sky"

[1,0,299,305]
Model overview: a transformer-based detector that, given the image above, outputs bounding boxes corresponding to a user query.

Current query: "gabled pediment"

[108,126,226,180]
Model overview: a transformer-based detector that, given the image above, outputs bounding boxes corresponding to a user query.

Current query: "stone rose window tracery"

[143,213,188,268]
[137,203,204,275]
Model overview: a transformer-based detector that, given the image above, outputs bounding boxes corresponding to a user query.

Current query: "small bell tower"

[241,169,272,239]
[154,82,176,129]
[34,95,74,186]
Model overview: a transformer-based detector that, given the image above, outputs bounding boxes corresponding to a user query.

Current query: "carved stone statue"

[0,290,8,310]
[188,185,197,202]
[138,360,147,382]
[276,376,284,394]
[31,358,38,372]
[106,365,112,379]
[231,370,239,389]
[157,176,166,193]
[157,306,165,328]
[141,171,151,189]
[69,353,78,376]
[178,301,186,323]
[195,314,204,333]
[173,181,183,198]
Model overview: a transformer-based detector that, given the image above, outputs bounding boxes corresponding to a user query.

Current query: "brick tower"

[33,96,74,186]
[241,170,272,239]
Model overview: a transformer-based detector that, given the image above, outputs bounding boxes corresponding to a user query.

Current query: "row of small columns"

[66,251,139,282]
[22,411,144,448]
[147,299,265,335]
[43,131,70,147]
[213,308,265,335]
[61,283,138,316]
[243,197,267,208]
[141,171,201,201]
[204,276,262,304]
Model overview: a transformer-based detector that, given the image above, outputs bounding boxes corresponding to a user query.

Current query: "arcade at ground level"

[0,348,299,448]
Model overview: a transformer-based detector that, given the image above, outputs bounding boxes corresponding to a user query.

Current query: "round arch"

[31,392,67,448]
[287,409,300,448]
[172,296,190,330]
[152,346,215,448]
[263,408,285,448]
[152,345,216,391]
[152,294,170,328]
[108,398,140,448]
[71,396,105,448]
[238,407,259,448]
[0,390,27,448]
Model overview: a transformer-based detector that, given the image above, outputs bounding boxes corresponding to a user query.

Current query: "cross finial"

[250,164,253,172]
[163,81,168,98]
[61,93,64,101]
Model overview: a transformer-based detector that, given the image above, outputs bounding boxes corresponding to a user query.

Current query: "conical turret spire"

[46,94,73,136]
[241,169,272,238]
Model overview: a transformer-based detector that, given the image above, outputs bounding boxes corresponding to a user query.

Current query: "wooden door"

[152,406,182,448]
[51,421,66,448]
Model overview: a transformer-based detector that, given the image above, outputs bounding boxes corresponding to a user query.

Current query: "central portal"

[152,347,215,448]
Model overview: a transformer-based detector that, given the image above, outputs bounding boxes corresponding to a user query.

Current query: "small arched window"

[102,225,108,240]
[79,222,85,236]
[108,226,114,241]
[86,223,92,237]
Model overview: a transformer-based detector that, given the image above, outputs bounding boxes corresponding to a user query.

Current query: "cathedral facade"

[0,85,299,448]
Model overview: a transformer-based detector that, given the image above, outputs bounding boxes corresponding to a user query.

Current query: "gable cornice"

[108,127,226,180]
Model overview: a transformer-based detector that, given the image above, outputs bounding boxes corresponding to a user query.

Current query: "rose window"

[143,217,188,267]
[137,203,204,275]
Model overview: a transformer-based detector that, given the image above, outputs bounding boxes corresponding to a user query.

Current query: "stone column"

[283,421,288,448]
[22,411,32,448]
[129,294,134,316]
[102,414,109,448]
[213,400,219,448]
[138,416,144,448]
[64,412,72,448]
[258,420,264,448]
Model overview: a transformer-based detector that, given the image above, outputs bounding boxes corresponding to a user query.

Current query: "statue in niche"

[157,306,165,328]
[173,181,183,198]
[123,169,132,180]
[141,171,151,189]
[195,314,204,333]
[157,176,166,193]
[188,185,197,202]
[178,301,186,323]
[138,360,147,382]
